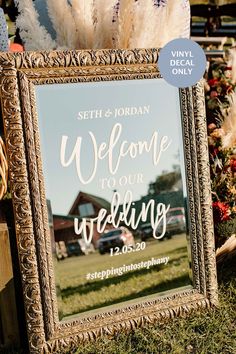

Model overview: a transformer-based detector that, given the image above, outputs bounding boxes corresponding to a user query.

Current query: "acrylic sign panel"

[35,78,192,319]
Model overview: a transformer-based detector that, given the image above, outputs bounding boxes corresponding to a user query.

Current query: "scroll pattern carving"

[183,86,207,295]
[180,87,201,291]
[192,81,218,306]
[0,68,45,353]
[18,72,55,339]
[0,49,218,354]
[29,82,60,336]
[0,48,159,70]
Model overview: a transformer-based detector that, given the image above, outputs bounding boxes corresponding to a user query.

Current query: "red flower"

[208,79,218,87]
[212,202,230,223]
[213,147,219,157]
[224,66,232,71]
[210,91,218,98]
[230,159,236,173]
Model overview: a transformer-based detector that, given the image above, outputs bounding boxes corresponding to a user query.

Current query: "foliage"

[148,170,182,195]
[205,58,236,248]
[205,60,236,125]
[216,218,236,241]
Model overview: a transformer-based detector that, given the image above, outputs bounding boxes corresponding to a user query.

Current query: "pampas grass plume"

[93,0,117,49]
[46,0,77,48]
[70,0,95,49]
[15,0,190,50]
[15,0,56,51]
[113,0,134,48]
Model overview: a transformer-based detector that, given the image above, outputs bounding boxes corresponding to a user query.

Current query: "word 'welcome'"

[60,123,172,184]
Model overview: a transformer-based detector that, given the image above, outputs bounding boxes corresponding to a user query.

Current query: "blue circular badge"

[158,38,207,88]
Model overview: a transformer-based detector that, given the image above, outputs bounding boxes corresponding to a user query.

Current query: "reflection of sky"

[35,79,186,215]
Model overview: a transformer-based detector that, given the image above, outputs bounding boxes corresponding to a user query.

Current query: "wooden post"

[0,208,20,347]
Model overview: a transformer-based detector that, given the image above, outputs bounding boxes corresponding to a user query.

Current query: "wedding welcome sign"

[0,49,217,353]
[36,77,191,318]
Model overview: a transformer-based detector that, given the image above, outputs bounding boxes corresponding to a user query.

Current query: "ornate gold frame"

[0,49,218,354]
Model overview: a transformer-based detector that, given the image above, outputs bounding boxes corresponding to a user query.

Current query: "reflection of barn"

[69,191,111,219]
[53,215,74,242]
[52,192,111,248]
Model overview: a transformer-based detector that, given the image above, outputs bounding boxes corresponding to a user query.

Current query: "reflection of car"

[98,227,135,254]
[139,223,153,241]
[161,207,186,237]
[66,240,84,257]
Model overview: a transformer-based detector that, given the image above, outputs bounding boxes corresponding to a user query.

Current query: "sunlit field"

[55,234,191,318]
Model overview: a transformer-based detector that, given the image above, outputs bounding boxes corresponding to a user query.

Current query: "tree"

[148,170,182,195]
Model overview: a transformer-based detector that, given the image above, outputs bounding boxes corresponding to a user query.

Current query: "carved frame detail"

[0,49,218,354]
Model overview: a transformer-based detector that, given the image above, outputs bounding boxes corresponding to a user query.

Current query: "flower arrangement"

[14,0,190,51]
[206,53,236,248]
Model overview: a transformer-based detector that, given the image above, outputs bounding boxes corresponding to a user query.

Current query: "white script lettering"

[74,190,170,244]
[60,123,172,184]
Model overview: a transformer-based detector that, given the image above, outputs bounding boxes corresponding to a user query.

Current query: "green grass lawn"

[74,254,236,354]
[2,254,235,354]
[55,235,191,318]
